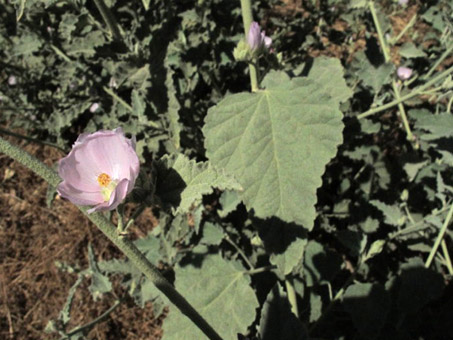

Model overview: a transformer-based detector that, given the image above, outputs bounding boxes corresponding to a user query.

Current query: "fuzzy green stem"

[0,127,67,152]
[425,202,453,269]
[92,0,122,41]
[358,66,453,119]
[285,277,299,318]
[0,136,224,340]
[239,0,259,92]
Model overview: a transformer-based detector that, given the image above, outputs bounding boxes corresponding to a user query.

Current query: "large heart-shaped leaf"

[203,70,347,229]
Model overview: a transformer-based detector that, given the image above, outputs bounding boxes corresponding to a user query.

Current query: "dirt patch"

[0,132,163,340]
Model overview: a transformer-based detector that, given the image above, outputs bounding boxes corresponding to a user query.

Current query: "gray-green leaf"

[204,70,346,229]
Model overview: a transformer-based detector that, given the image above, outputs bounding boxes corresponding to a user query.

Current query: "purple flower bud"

[57,128,140,213]
[90,103,100,113]
[247,21,272,51]
[397,66,413,80]
[8,76,17,86]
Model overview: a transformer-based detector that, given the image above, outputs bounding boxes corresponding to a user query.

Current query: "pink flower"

[89,103,100,113]
[57,128,140,213]
[397,66,413,80]
[247,22,272,52]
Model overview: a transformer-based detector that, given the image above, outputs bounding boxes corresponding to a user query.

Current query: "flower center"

[97,173,116,202]
[97,173,111,187]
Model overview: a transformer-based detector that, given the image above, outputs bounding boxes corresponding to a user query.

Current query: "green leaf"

[307,56,353,104]
[370,200,405,227]
[155,153,242,214]
[204,70,345,229]
[218,190,241,218]
[399,42,426,58]
[131,89,147,124]
[303,240,342,286]
[258,283,308,340]
[201,222,224,246]
[412,111,453,140]
[11,34,42,56]
[352,52,393,92]
[343,283,390,339]
[162,254,259,340]
[256,218,307,276]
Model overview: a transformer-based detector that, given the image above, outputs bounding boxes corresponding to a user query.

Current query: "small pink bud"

[397,66,413,80]
[247,22,272,51]
[57,128,140,213]
[90,103,100,113]
[8,76,17,86]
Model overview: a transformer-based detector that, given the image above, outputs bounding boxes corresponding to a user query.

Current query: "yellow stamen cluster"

[97,173,111,187]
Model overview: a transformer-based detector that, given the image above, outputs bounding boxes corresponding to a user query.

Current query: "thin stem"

[390,204,451,239]
[92,0,123,41]
[0,136,224,340]
[0,127,67,153]
[392,80,414,141]
[441,239,453,275]
[425,202,453,268]
[358,66,453,119]
[243,265,276,275]
[389,13,417,45]
[369,1,414,141]
[369,1,391,61]
[285,277,299,317]
[124,204,146,231]
[61,300,122,339]
[224,234,254,269]
[239,0,259,92]
[424,43,453,79]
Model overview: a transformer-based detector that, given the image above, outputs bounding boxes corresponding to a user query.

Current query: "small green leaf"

[258,283,308,340]
[201,222,224,246]
[370,200,404,227]
[155,153,242,214]
[303,240,342,286]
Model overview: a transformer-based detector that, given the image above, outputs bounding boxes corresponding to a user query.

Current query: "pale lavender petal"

[247,22,262,50]
[397,66,413,80]
[57,181,103,205]
[89,103,100,113]
[263,36,272,49]
[398,0,408,5]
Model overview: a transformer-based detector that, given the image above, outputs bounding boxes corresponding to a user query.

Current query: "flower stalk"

[239,0,259,92]
[0,136,224,340]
